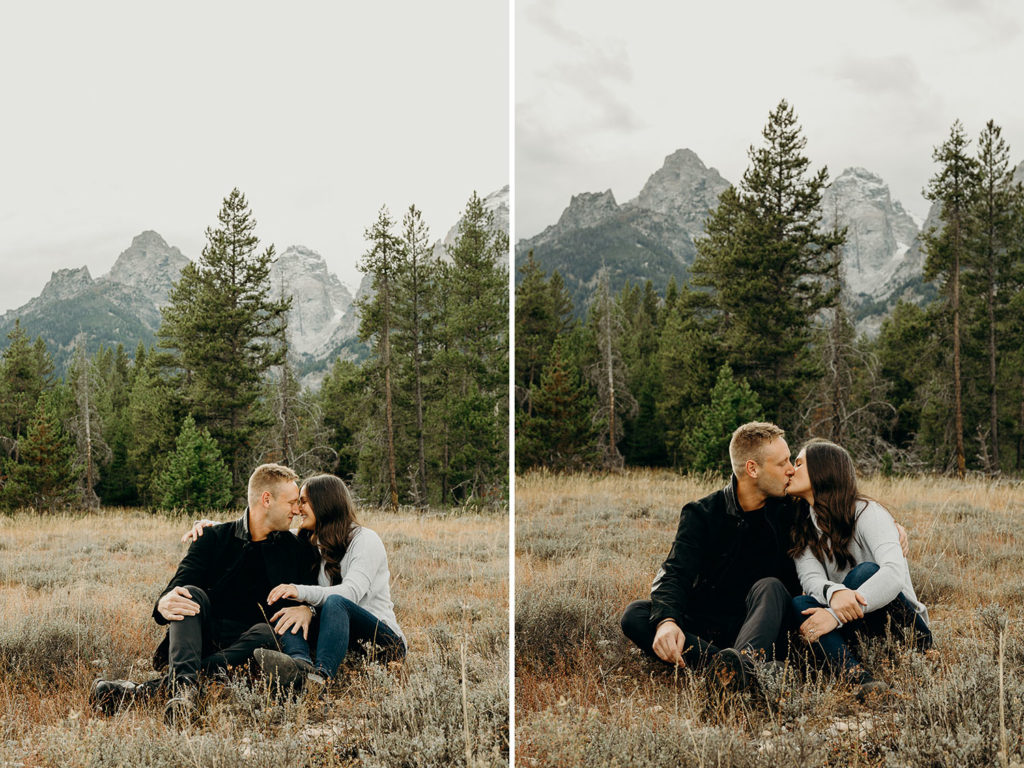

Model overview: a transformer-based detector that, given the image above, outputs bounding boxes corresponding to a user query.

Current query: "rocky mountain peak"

[630,148,730,233]
[269,245,355,358]
[40,266,93,302]
[822,167,919,297]
[435,185,513,264]
[106,230,190,307]
[555,190,619,231]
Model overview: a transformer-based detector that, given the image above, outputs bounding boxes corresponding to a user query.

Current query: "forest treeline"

[516,101,1024,477]
[0,189,508,512]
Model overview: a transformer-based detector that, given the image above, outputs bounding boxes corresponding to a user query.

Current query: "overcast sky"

[0,1,508,314]
[517,0,1024,238]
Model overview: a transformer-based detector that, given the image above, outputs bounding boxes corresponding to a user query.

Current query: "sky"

[0,0,509,314]
[516,0,1024,238]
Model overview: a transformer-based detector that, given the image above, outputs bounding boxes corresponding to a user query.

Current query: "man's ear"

[744,459,759,479]
[261,490,273,508]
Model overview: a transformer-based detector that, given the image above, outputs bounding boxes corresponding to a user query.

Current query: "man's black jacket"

[151,510,318,668]
[648,477,801,629]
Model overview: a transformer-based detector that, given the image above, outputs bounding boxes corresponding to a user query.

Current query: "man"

[90,463,318,724]
[620,422,906,690]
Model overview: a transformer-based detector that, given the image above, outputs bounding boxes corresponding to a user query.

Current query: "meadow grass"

[515,469,1024,768]
[0,506,508,767]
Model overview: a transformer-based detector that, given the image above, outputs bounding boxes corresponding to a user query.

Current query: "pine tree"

[1,392,78,511]
[158,188,290,497]
[0,320,54,461]
[923,121,979,478]
[586,269,636,470]
[94,344,136,505]
[319,358,365,482]
[357,206,402,510]
[686,364,763,474]
[964,121,1022,472]
[127,348,180,504]
[392,205,436,506]
[68,334,111,508]
[656,286,720,468]
[515,251,573,416]
[516,339,599,472]
[155,414,233,511]
[690,100,843,421]
[436,192,509,502]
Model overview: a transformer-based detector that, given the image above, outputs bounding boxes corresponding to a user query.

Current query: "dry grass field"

[515,470,1024,767]
[0,507,508,767]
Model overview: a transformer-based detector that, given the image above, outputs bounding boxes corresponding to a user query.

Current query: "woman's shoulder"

[854,498,896,531]
[348,525,385,549]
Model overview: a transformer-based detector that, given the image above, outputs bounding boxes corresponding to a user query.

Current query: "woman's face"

[295,485,317,531]
[788,448,813,502]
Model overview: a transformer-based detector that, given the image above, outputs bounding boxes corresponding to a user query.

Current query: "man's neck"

[735,478,769,512]
[248,508,271,542]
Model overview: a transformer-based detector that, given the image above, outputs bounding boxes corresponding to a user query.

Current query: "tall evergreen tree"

[68,334,111,508]
[436,192,509,502]
[516,338,599,472]
[155,414,233,511]
[94,344,136,506]
[965,121,1022,471]
[923,121,979,478]
[392,205,436,506]
[690,100,843,422]
[686,364,763,474]
[158,188,289,497]
[357,206,402,510]
[127,348,180,505]
[1,392,78,511]
[0,320,54,461]
[586,269,636,470]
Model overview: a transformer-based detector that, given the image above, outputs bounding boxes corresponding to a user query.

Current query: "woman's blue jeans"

[279,595,406,678]
[792,561,932,678]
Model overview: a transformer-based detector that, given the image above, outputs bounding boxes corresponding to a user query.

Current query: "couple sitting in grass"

[91,464,405,725]
[621,422,932,701]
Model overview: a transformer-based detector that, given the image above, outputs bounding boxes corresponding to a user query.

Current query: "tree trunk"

[987,277,999,473]
[952,236,966,479]
[383,318,398,512]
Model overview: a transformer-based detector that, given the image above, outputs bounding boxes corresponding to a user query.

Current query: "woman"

[186,474,405,689]
[787,439,931,699]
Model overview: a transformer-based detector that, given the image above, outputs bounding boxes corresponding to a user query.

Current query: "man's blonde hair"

[728,422,785,476]
[247,463,299,505]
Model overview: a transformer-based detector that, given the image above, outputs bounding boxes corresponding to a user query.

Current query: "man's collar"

[231,510,252,541]
[723,475,743,518]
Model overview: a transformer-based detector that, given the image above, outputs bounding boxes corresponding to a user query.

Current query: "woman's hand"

[270,605,312,639]
[829,588,867,622]
[181,519,217,543]
[799,607,840,643]
[268,583,300,605]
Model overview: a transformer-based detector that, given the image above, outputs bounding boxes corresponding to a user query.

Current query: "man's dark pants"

[165,585,276,684]
[620,577,792,666]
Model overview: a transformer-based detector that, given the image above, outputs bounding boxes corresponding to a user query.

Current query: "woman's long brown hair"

[298,474,359,586]
[788,439,866,570]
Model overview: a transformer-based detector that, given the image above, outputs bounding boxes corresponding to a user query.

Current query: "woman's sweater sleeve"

[851,501,906,613]
[294,529,385,608]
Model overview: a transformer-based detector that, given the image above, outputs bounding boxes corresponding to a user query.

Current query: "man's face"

[263,481,300,531]
[753,438,795,498]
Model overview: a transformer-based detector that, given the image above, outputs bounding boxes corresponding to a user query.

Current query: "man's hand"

[157,586,200,621]
[799,607,841,643]
[652,620,686,666]
[895,522,909,558]
[828,589,867,622]
[271,605,312,639]
[267,583,299,605]
[181,519,217,544]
